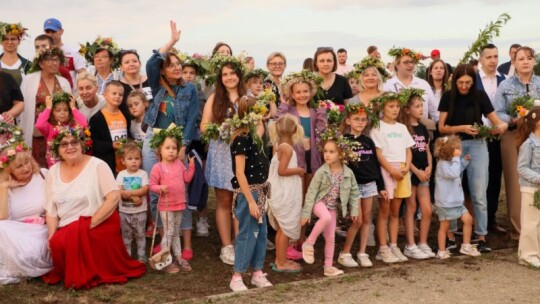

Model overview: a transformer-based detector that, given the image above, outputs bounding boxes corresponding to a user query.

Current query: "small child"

[370,93,415,263]
[338,105,387,268]
[35,92,88,167]
[126,91,149,142]
[245,69,267,97]
[89,80,132,174]
[400,89,435,259]
[229,96,272,291]
[516,106,540,268]
[149,124,195,273]
[267,114,305,272]
[301,139,359,277]
[434,135,480,259]
[344,71,361,105]
[116,142,149,263]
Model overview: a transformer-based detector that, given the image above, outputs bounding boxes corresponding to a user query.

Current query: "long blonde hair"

[268,114,304,145]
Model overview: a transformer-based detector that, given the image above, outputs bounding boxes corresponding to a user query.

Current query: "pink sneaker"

[152,244,161,255]
[182,249,193,261]
[286,245,303,261]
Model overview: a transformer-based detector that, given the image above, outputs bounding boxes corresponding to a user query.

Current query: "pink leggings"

[306,202,337,267]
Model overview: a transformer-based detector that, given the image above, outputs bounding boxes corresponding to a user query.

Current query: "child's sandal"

[163,263,180,274]
[178,259,192,272]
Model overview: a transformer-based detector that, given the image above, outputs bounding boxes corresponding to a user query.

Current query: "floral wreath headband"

[79,37,121,69]
[353,56,391,81]
[0,22,28,41]
[318,130,362,165]
[0,141,31,170]
[281,69,323,100]
[207,53,249,86]
[245,68,269,81]
[397,88,425,105]
[344,103,380,128]
[177,52,210,79]
[28,47,66,73]
[0,122,24,149]
[149,123,183,150]
[51,92,73,107]
[51,125,92,158]
[370,92,407,111]
[387,47,424,62]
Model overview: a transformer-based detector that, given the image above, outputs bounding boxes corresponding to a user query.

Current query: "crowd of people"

[1,17,540,293]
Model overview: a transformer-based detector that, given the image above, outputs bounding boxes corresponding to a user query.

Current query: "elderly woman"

[19,47,71,167]
[0,22,31,85]
[0,124,52,284]
[42,126,145,289]
[81,37,121,95]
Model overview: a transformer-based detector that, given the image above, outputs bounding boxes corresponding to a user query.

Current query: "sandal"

[178,259,192,272]
[163,263,180,274]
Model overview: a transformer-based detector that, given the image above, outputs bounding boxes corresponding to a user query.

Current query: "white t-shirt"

[370,120,415,162]
[77,94,106,120]
[60,44,87,81]
[336,64,354,76]
[384,76,437,121]
[116,169,148,214]
[130,120,146,141]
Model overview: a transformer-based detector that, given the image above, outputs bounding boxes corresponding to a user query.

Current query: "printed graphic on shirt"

[123,176,142,191]
[412,134,427,152]
[386,132,403,138]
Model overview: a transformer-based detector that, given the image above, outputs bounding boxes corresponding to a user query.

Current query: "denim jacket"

[144,50,199,146]
[302,163,359,219]
[434,156,470,208]
[518,133,540,188]
[494,75,540,123]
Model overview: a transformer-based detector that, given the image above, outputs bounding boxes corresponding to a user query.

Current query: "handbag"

[149,192,173,270]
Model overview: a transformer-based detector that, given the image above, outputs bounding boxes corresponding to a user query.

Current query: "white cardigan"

[19,71,72,147]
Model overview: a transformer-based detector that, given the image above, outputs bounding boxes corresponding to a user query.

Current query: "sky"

[3,0,540,72]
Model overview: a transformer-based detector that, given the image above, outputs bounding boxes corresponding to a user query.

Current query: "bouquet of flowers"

[321,100,344,126]
[508,95,534,118]
[473,123,498,142]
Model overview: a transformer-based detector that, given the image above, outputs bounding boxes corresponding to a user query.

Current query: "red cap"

[430,49,440,57]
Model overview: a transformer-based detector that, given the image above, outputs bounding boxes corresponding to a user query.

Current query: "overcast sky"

[3,0,539,72]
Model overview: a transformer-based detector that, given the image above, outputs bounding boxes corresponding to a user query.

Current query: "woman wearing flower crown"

[81,36,122,95]
[200,47,248,266]
[42,126,145,289]
[353,56,388,107]
[0,123,52,284]
[0,22,31,85]
[20,47,72,168]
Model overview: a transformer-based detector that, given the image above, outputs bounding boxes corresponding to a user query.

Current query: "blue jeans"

[234,192,267,273]
[462,139,489,236]
[142,129,161,227]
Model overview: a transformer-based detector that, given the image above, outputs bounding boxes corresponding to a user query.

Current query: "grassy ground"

[0,187,517,303]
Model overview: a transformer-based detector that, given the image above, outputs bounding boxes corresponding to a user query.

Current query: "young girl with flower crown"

[301,139,359,277]
[149,124,195,273]
[369,92,415,264]
[267,114,305,272]
[516,106,540,268]
[337,104,387,268]
[229,96,272,291]
[35,92,88,167]
[399,89,435,260]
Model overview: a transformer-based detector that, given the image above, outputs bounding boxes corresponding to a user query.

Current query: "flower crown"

[177,52,210,78]
[207,53,249,86]
[115,138,143,156]
[28,47,66,73]
[0,122,24,151]
[345,103,380,128]
[52,91,72,107]
[79,37,121,69]
[388,47,424,61]
[0,22,28,41]
[281,69,323,101]
[353,56,391,81]
[51,125,92,158]
[318,128,362,164]
[370,92,406,112]
[343,70,359,80]
[397,88,425,105]
[0,141,31,170]
[245,68,269,81]
[149,123,183,149]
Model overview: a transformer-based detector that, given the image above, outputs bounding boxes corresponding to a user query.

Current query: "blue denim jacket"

[494,75,540,123]
[144,50,198,146]
[434,157,470,208]
[518,133,540,188]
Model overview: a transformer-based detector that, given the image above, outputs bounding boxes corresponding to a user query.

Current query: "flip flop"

[270,262,302,273]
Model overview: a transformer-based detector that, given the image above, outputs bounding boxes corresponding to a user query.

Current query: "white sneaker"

[367,223,376,246]
[324,266,344,277]
[436,250,451,259]
[251,273,273,288]
[357,253,373,267]
[338,252,359,268]
[460,244,481,257]
[418,244,436,258]
[376,248,399,263]
[391,246,409,262]
[220,245,235,265]
[196,217,209,237]
[519,257,540,268]
[404,245,429,260]
[230,276,248,292]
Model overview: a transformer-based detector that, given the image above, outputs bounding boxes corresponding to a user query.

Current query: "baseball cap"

[44,18,62,31]
[430,49,440,57]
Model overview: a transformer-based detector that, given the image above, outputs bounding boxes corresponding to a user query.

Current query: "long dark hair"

[212,63,246,124]
[446,64,481,125]
[159,53,186,98]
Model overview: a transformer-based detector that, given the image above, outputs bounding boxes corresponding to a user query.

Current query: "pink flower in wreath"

[15,144,25,152]
[6,149,16,157]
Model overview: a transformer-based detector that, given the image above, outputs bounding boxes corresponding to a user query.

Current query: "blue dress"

[205,139,234,191]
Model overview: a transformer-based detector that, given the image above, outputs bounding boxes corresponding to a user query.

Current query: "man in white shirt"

[43,18,86,81]
[336,48,353,75]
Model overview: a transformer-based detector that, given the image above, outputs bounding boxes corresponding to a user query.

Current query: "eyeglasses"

[268,62,285,67]
[59,140,80,149]
[94,55,110,60]
[2,37,19,42]
[401,61,416,65]
[456,81,473,87]
[44,58,60,63]
[167,62,182,69]
[44,29,57,34]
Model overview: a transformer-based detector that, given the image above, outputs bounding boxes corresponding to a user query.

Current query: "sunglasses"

[44,29,57,34]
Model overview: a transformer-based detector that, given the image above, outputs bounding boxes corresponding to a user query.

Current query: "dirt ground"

[0,187,526,303]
